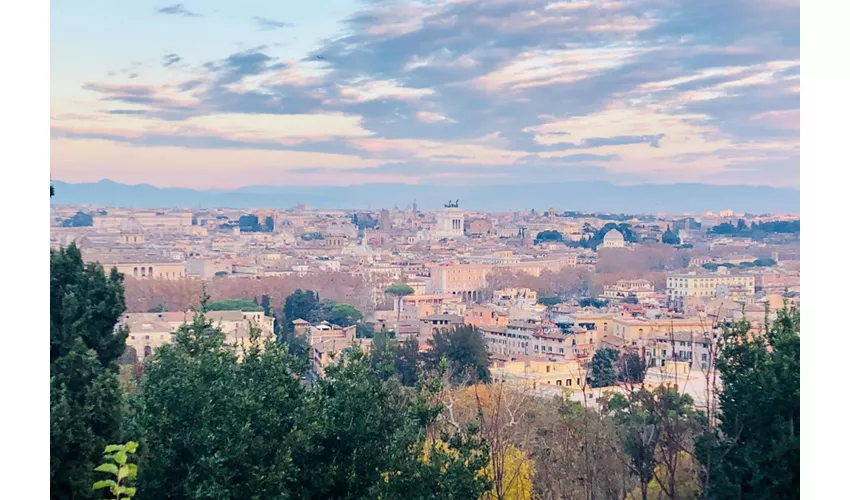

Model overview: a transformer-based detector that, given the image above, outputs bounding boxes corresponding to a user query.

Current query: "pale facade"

[104,260,186,280]
[122,310,275,361]
[432,207,465,240]
[602,279,654,299]
[667,273,756,298]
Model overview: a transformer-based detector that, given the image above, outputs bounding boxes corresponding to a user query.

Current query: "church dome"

[120,217,144,234]
[603,229,624,241]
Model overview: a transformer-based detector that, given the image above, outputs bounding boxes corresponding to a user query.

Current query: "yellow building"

[490,357,590,390]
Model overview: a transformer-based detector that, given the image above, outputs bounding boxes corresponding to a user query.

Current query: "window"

[701,353,708,361]
[566,379,572,386]
[556,380,562,386]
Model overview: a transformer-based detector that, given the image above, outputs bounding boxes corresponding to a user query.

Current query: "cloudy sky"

[50,0,799,189]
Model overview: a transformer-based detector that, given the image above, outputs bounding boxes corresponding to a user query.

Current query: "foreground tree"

[131,315,308,499]
[51,243,128,500]
[700,306,800,499]
[299,347,490,499]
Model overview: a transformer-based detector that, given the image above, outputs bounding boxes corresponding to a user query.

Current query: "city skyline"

[51,0,800,190]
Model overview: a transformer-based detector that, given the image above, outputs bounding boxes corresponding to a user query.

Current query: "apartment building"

[667,272,756,298]
[292,319,371,377]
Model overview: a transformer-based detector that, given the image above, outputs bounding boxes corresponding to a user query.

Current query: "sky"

[50,0,800,190]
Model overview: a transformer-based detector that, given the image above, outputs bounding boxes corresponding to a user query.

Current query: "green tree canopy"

[205,298,264,312]
[427,325,491,383]
[590,347,619,388]
[51,243,127,499]
[701,307,800,499]
[326,303,363,327]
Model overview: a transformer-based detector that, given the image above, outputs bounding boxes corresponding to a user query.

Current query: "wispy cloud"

[252,16,293,31]
[54,0,801,188]
[162,53,182,67]
[157,4,201,18]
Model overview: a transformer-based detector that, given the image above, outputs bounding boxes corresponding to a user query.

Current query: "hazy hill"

[50,179,800,214]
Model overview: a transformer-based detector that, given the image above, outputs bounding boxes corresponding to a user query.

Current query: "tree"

[534,230,563,245]
[590,348,619,388]
[284,289,320,328]
[700,306,800,499]
[146,304,167,313]
[131,315,308,499]
[297,346,490,498]
[62,210,94,227]
[537,296,564,307]
[605,391,659,500]
[619,352,646,384]
[326,302,363,327]
[661,225,680,245]
[385,283,415,321]
[205,298,264,312]
[51,243,128,500]
[427,325,491,383]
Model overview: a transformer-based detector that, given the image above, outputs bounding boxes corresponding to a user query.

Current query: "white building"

[601,229,626,248]
[431,207,464,240]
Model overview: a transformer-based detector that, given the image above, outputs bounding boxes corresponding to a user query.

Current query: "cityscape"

[47,1,801,499]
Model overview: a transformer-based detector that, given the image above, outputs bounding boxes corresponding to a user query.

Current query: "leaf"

[92,479,116,490]
[104,444,122,453]
[114,449,127,465]
[125,441,139,453]
[94,463,119,474]
[118,465,129,480]
[124,487,137,498]
[127,463,138,479]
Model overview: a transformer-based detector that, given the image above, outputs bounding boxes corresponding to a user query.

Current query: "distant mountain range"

[50,179,800,214]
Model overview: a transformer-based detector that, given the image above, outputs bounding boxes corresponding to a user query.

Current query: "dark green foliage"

[619,352,646,383]
[356,323,375,338]
[62,210,94,227]
[427,325,491,383]
[284,289,320,326]
[131,321,489,500]
[326,303,363,327]
[146,304,167,313]
[710,219,800,236]
[534,230,563,244]
[302,347,490,499]
[701,307,800,499]
[567,222,639,249]
[590,348,619,387]
[370,331,422,387]
[579,297,609,308]
[131,316,307,499]
[51,243,127,500]
[350,212,379,230]
[537,295,565,307]
[661,225,680,245]
[205,298,264,312]
[213,270,229,277]
[301,231,324,240]
[751,258,777,267]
